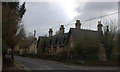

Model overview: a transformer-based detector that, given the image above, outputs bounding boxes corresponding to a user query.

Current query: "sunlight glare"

[59,0,78,20]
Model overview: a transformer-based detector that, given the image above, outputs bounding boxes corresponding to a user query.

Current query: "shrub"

[70,37,99,61]
[58,51,68,61]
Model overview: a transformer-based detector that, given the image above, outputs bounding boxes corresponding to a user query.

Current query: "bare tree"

[101,19,118,60]
[2,2,26,59]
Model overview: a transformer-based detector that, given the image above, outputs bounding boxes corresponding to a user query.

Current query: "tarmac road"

[15,56,119,70]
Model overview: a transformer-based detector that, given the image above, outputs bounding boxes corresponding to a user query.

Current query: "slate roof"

[38,28,99,49]
[48,33,68,48]
[68,28,99,41]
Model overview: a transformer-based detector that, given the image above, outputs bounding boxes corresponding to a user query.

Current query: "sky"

[21,1,118,38]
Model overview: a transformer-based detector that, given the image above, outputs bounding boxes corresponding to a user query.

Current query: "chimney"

[106,25,109,32]
[97,21,103,35]
[75,20,81,29]
[60,25,65,34]
[49,28,53,37]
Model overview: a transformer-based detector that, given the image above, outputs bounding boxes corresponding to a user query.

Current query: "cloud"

[69,2,118,30]
[22,2,118,37]
[73,2,118,20]
[83,2,117,11]
[22,2,73,36]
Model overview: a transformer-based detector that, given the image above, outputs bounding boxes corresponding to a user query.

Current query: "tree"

[70,37,99,61]
[2,2,26,59]
[118,33,120,60]
[16,25,26,41]
[100,25,116,60]
[38,38,47,53]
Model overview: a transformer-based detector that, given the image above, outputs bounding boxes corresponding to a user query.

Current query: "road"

[0,54,2,72]
[15,56,119,70]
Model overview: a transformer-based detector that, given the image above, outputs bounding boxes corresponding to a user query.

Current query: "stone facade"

[28,39,37,54]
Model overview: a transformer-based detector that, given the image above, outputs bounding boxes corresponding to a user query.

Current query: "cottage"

[47,25,68,55]
[37,20,107,60]
[46,20,103,54]
[66,20,100,51]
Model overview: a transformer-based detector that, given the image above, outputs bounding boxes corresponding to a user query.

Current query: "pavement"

[14,56,119,70]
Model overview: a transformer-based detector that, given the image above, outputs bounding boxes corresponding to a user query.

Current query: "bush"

[58,51,68,61]
[70,37,99,61]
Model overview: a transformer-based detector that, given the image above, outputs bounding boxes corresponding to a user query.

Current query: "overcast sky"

[21,1,118,38]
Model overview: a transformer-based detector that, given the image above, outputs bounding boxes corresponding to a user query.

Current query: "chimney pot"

[98,20,101,24]
[76,20,80,23]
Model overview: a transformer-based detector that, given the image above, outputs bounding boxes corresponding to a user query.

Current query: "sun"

[59,0,78,20]
[64,0,77,20]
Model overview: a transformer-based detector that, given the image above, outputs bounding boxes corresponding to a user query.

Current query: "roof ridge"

[70,28,98,32]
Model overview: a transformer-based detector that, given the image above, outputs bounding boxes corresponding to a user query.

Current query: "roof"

[48,33,68,48]
[66,28,99,43]
[38,28,99,48]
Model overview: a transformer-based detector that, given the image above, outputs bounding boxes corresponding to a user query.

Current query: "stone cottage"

[37,20,107,60]
[66,20,100,51]
[47,25,68,55]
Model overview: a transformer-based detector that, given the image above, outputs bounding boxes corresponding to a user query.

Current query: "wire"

[63,11,119,26]
[36,12,119,31]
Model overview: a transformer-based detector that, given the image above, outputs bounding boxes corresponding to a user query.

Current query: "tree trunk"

[3,51,5,60]
[11,47,14,60]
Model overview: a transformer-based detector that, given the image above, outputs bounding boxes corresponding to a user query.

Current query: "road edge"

[14,61,30,70]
